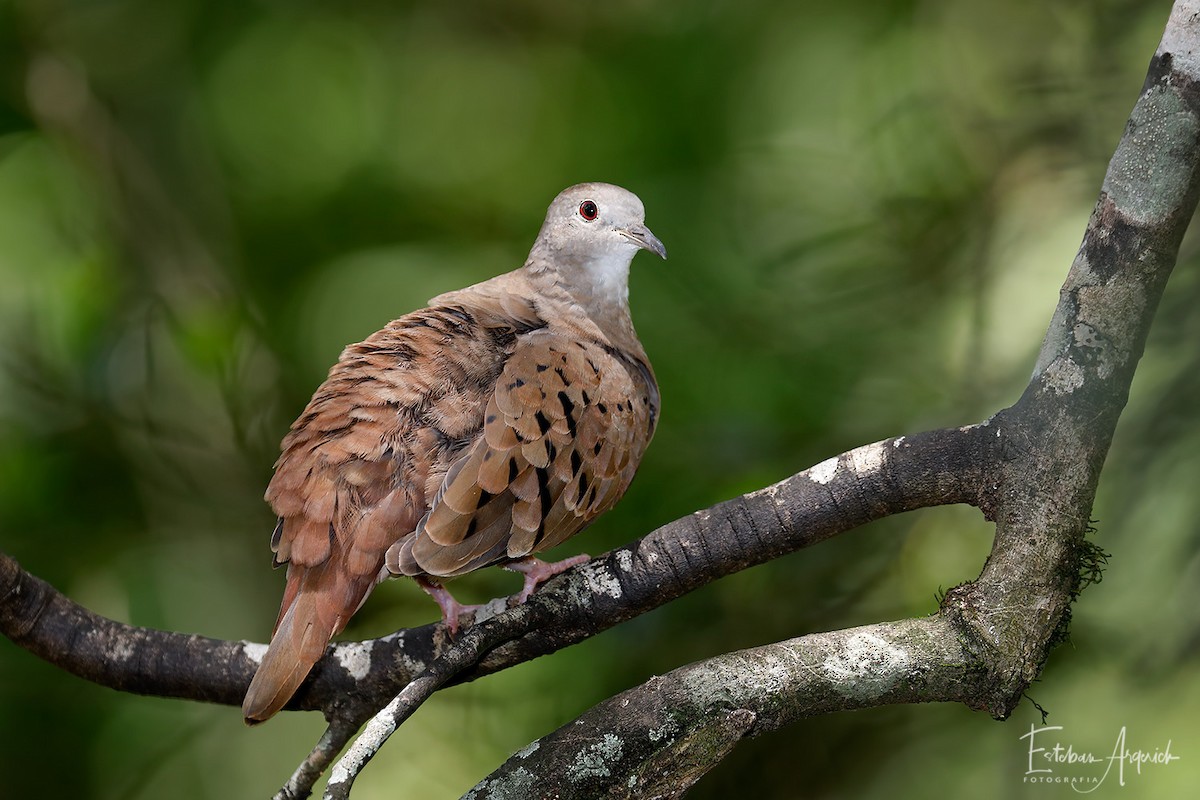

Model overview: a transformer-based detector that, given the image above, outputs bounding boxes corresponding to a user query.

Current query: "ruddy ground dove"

[242,183,665,723]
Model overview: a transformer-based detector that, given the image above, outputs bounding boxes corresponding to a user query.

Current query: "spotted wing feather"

[391,330,656,579]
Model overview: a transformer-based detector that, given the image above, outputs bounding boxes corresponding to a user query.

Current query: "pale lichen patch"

[464,766,536,800]
[567,734,624,782]
[470,596,511,625]
[566,562,623,603]
[821,631,911,699]
[1073,322,1115,377]
[648,719,680,743]
[242,641,268,664]
[740,650,803,695]
[615,549,634,573]
[377,632,429,677]
[514,741,539,760]
[109,637,135,663]
[1072,321,1102,348]
[809,456,838,485]
[335,640,374,680]
[1043,357,1085,395]
[847,441,886,476]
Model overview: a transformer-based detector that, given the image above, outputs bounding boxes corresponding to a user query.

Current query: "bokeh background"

[1,0,1198,797]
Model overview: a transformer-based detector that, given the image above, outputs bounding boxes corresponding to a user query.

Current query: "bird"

[241,182,665,723]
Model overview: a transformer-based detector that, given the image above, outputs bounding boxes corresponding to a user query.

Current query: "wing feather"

[399,330,656,578]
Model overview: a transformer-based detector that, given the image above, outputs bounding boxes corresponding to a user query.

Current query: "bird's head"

[527,182,666,310]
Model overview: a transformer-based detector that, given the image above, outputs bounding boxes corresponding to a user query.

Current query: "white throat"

[587,249,634,307]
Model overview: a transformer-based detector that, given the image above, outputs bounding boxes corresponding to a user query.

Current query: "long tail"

[242,562,366,724]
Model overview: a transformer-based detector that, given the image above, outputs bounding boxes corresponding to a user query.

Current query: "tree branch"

[466,2,1200,794]
[0,421,1026,799]
[0,425,989,719]
[3,424,990,797]
[468,617,976,800]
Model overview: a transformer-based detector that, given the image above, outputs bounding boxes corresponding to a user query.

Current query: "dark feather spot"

[593,442,603,456]
[598,403,608,414]
[486,414,497,424]
[570,450,582,475]
[477,489,495,510]
[464,518,478,539]
[536,364,548,372]
[367,341,418,361]
[535,411,552,435]
[558,391,577,436]
[444,307,475,325]
[508,458,520,483]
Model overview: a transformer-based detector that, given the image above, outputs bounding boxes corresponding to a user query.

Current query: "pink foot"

[505,554,591,604]
[415,577,482,634]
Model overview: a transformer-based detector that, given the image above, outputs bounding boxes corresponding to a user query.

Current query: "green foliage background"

[1,0,1197,797]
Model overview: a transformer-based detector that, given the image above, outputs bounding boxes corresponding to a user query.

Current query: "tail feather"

[245,504,408,724]
[241,596,332,723]
[242,562,366,724]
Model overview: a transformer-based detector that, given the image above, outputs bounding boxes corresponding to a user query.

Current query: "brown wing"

[243,305,518,722]
[388,329,657,579]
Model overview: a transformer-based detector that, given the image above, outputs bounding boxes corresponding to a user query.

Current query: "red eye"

[579,200,598,221]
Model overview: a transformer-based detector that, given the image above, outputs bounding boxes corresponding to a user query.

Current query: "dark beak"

[620,223,667,260]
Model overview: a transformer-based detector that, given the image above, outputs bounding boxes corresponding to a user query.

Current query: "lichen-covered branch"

[324,602,552,800]
[0,425,989,726]
[949,0,1200,716]
[467,3,1200,794]
[469,617,976,799]
[1,425,988,798]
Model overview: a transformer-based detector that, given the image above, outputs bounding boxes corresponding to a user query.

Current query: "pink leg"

[414,577,482,634]
[505,554,591,604]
